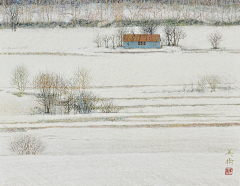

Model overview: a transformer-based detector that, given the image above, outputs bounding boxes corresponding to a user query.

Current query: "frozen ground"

[0,26,240,185]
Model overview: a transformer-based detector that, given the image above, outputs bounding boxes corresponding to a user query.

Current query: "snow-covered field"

[0,127,240,185]
[0,26,240,185]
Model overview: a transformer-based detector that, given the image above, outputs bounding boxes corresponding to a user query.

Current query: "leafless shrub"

[208,32,223,49]
[197,77,207,92]
[73,91,99,114]
[9,134,46,155]
[197,75,221,92]
[206,75,221,92]
[163,26,186,46]
[139,20,159,35]
[92,33,102,47]
[11,64,29,95]
[100,99,121,113]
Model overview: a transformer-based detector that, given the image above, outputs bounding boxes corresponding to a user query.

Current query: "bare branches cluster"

[9,134,46,155]
[163,25,186,46]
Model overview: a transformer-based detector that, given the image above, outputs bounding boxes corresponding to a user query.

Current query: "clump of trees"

[10,64,121,115]
[93,27,129,49]
[32,68,96,115]
[31,67,120,115]
[163,25,186,46]
[208,31,223,49]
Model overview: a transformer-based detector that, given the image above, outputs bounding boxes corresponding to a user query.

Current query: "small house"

[123,34,161,49]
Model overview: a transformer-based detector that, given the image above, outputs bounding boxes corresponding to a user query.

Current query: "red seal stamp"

[225,167,233,175]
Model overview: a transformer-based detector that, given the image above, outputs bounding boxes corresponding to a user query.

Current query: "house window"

[138,42,146,45]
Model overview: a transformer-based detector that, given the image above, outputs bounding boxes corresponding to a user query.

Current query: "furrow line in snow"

[1,122,240,131]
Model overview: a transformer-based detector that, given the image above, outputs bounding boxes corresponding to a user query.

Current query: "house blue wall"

[123,41,160,49]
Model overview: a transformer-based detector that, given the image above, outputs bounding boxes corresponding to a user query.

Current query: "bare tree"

[163,26,186,46]
[139,20,159,35]
[9,134,46,155]
[92,33,102,47]
[102,34,111,48]
[163,26,173,46]
[110,34,116,49]
[172,27,187,46]
[208,31,223,49]
[73,66,92,90]
[11,64,29,95]
[5,4,20,31]
[116,27,129,47]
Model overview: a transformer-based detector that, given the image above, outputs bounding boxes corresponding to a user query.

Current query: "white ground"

[0,127,240,185]
[0,26,240,185]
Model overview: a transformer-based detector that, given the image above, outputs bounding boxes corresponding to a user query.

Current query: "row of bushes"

[182,75,223,93]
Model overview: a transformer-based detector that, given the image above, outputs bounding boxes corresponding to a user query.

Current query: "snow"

[0,26,240,185]
[0,127,240,185]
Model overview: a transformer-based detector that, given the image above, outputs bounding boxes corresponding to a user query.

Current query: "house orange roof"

[123,34,160,42]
